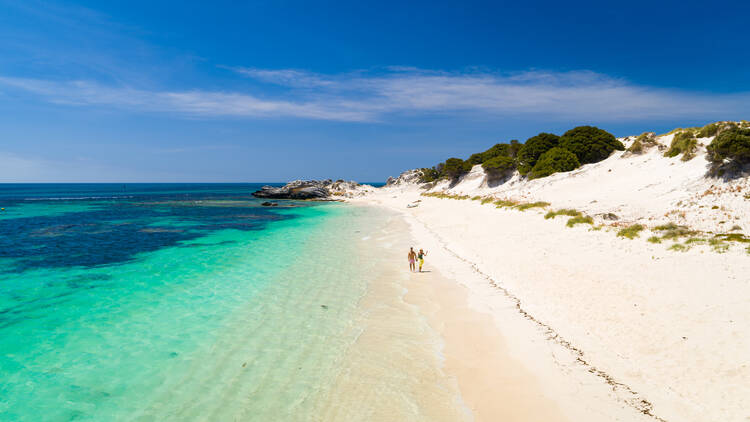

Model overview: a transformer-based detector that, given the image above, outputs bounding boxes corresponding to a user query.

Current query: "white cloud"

[1,68,749,123]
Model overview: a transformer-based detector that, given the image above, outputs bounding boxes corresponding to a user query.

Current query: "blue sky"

[1,0,749,182]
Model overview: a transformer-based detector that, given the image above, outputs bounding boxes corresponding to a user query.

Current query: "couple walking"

[407,247,427,272]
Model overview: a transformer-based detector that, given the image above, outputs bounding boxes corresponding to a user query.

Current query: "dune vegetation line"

[416,120,750,255]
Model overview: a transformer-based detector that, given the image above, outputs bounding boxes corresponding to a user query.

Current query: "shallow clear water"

[0,184,463,421]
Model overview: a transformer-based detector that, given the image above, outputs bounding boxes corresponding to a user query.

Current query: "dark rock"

[253,180,332,199]
[599,212,619,221]
[261,202,276,206]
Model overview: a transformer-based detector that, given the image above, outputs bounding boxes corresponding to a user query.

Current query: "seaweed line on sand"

[412,215,668,422]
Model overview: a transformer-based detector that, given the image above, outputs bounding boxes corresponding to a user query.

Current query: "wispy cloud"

[228,67,335,88]
[2,68,749,122]
[0,76,372,121]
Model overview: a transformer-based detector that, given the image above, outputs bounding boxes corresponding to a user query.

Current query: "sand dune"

[352,130,750,421]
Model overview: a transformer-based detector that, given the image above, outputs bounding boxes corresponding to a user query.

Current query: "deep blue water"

[0,184,292,272]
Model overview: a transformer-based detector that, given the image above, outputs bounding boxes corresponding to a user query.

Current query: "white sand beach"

[347,131,750,421]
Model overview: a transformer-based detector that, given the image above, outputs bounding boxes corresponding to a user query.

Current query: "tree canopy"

[558,126,623,164]
[517,133,560,175]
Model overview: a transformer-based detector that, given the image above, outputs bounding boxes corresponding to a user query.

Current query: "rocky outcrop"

[253,179,371,200]
[253,180,331,199]
[385,169,424,186]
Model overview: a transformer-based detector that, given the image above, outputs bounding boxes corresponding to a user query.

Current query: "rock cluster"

[385,169,424,186]
[252,179,366,200]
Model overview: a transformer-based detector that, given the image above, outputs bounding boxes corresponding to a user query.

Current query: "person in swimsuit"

[418,249,427,272]
[408,247,417,272]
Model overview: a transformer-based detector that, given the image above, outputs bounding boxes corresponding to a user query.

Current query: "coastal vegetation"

[557,126,624,165]
[544,209,581,219]
[665,131,698,161]
[494,199,518,208]
[529,147,580,179]
[706,128,750,171]
[414,121,750,256]
[515,201,550,211]
[626,132,657,154]
[420,192,747,254]
[517,133,560,175]
[617,224,644,239]
[418,125,621,183]
[566,215,593,227]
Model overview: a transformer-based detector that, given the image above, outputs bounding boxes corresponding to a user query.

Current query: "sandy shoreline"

[350,187,750,422]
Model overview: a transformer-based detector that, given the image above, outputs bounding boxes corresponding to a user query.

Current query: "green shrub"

[706,128,750,167]
[653,223,698,240]
[566,215,593,227]
[647,236,662,244]
[419,167,440,182]
[617,224,644,239]
[558,126,624,164]
[480,197,495,204]
[471,196,482,201]
[529,147,580,179]
[468,142,518,166]
[545,209,581,219]
[627,132,656,154]
[517,133,560,175]
[442,158,472,179]
[665,131,697,161]
[515,201,550,211]
[697,122,720,138]
[481,155,516,178]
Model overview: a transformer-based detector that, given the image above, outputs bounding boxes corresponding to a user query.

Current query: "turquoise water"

[0,184,396,420]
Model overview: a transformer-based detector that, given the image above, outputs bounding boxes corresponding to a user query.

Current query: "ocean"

[0,184,467,421]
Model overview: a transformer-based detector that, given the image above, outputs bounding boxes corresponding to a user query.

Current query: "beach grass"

[494,199,518,208]
[566,215,593,227]
[653,222,698,240]
[545,209,581,219]
[669,243,689,252]
[515,201,550,211]
[617,224,644,239]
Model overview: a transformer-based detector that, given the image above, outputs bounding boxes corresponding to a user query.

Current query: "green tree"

[481,155,515,178]
[517,133,560,175]
[529,147,580,179]
[508,139,522,158]
[442,158,471,179]
[558,126,624,164]
[480,143,511,162]
[467,153,484,165]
